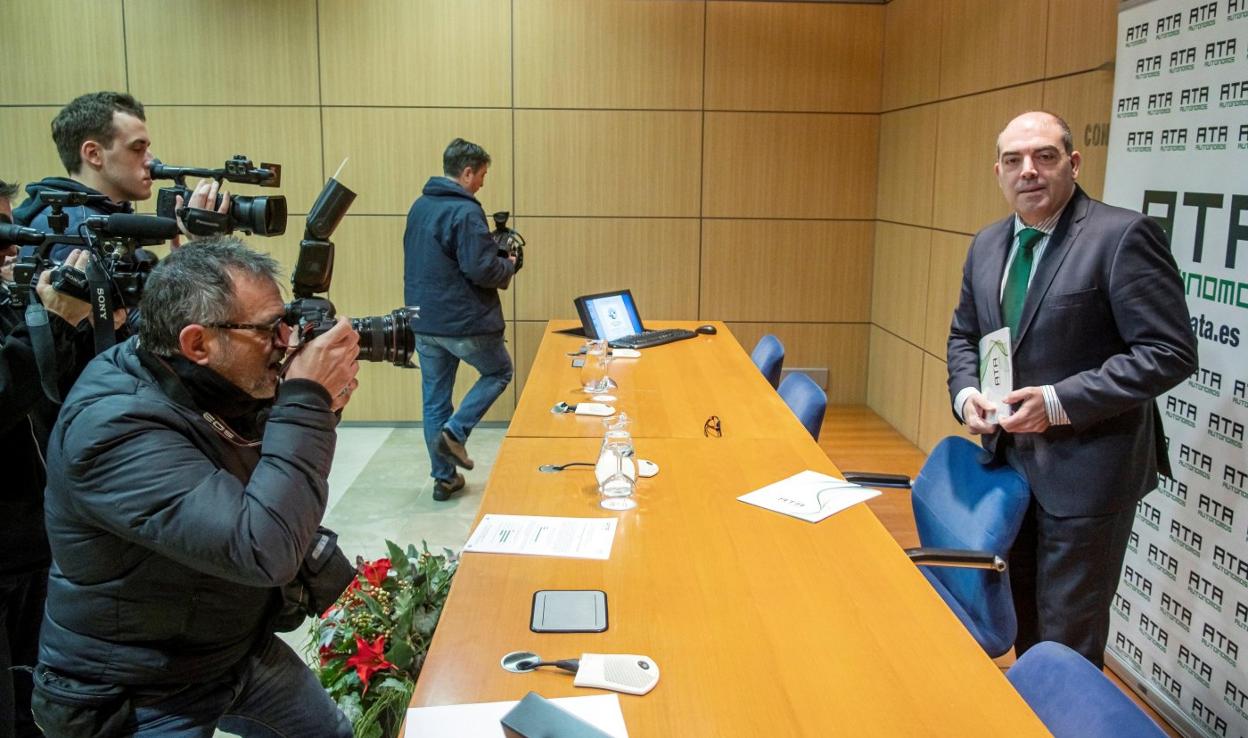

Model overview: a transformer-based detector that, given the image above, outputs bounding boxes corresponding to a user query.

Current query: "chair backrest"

[1007,641,1168,738]
[777,373,826,441]
[750,334,785,389]
[912,436,1030,657]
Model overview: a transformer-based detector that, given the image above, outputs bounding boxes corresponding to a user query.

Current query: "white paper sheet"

[737,470,881,523]
[464,514,619,560]
[405,693,628,738]
[978,326,1014,422]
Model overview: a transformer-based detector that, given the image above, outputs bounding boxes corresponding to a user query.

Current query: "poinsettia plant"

[312,541,458,738]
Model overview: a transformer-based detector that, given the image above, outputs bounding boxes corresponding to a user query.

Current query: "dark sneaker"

[432,472,466,501]
[437,429,475,470]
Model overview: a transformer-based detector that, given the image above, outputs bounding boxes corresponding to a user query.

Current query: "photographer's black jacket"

[39,337,338,684]
[0,296,87,575]
[14,177,134,261]
[403,176,515,336]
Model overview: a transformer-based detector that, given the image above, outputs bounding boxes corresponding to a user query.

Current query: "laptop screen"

[576,290,644,341]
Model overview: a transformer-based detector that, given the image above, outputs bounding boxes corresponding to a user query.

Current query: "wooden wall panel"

[880,0,943,111]
[0,2,125,104]
[515,0,702,110]
[319,0,511,107]
[703,113,878,219]
[126,0,318,105]
[0,108,66,190]
[140,107,323,216]
[513,218,700,321]
[938,0,1048,100]
[701,220,872,323]
[513,321,549,404]
[1046,0,1117,78]
[931,84,1042,235]
[923,231,972,356]
[514,110,701,217]
[917,352,972,453]
[321,108,513,217]
[1042,71,1115,202]
[727,323,869,405]
[705,2,882,113]
[871,222,930,346]
[876,105,938,226]
[867,326,923,441]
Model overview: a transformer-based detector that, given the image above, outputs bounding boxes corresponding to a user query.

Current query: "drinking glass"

[580,339,610,393]
[597,413,636,510]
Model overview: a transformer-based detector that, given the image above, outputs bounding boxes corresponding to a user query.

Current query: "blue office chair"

[1008,641,1168,738]
[845,436,1030,657]
[750,334,785,389]
[777,373,826,441]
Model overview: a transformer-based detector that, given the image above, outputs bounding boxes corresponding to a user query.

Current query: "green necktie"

[1001,227,1045,336]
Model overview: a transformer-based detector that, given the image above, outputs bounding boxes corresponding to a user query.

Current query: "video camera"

[284,173,420,367]
[150,155,287,237]
[491,211,525,271]
[2,190,178,310]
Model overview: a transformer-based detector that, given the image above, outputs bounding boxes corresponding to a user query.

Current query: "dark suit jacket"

[947,187,1198,517]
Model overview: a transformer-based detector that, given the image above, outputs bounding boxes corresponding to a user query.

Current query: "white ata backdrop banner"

[1104,1,1248,737]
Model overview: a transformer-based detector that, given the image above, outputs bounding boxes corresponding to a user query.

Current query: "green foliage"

[312,541,458,738]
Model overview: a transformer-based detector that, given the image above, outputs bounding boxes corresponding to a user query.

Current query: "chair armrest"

[905,547,1007,572]
[842,471,912,489]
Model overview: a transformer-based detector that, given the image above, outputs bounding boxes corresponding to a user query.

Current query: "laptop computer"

[566,289,697,349]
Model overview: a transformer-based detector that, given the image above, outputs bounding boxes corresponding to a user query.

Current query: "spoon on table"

[537,461,596,473]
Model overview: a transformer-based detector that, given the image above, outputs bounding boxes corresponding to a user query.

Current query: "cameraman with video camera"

[32,236,359,737]
[1,179,94,738]
[13,91,229,256]
[404,138,517,501]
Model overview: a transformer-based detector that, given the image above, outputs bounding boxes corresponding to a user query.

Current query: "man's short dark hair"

[139,236,281,357]
[0,179,18,201]
[443,138,490,178]
[52,91,147,175]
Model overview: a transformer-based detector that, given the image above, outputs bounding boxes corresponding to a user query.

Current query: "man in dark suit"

[946,111,1197,667]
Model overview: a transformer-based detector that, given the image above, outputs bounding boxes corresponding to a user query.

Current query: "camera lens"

[230,195,288,237]
[352,307,419,366]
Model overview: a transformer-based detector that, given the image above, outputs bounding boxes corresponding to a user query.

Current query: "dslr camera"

[284,175,420,366]
[151,155,287,237]
[2,190,177,310]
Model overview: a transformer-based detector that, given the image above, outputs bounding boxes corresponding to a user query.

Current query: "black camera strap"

[136,348,263,449]
[23,301,64,404]
[86,254,116,354]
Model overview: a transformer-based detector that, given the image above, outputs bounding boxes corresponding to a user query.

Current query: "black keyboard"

[609,328,698,349]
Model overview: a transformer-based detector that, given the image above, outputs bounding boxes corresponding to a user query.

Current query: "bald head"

[996,111,1074,158]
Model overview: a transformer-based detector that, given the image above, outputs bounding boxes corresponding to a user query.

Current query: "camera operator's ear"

[80,138,106,172]
[178,324,215,365]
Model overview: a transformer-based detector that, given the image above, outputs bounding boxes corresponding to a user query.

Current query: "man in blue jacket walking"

[403,138,517,501]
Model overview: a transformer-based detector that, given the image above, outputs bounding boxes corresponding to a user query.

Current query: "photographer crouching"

[33,237,359,737]
[1,179,96,738]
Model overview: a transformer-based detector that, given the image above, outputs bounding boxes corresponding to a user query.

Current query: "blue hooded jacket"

[402,177,514,336]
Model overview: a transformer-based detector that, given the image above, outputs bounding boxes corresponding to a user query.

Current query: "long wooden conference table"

[408,321,1048,736]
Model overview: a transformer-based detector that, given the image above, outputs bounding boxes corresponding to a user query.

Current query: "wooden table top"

[509,320,811,440]
[408,322,1047,736]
